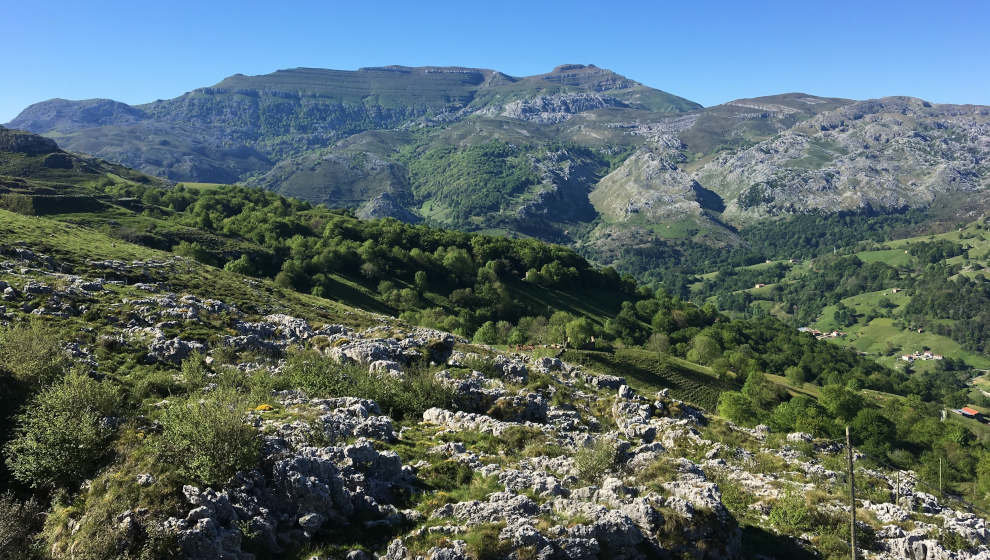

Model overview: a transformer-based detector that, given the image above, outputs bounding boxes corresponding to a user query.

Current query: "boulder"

[148,337,206,363]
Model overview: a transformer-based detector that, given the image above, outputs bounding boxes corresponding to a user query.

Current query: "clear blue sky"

[3,0,988,123]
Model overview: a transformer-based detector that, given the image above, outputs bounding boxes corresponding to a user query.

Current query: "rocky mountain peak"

[551,63,599,73]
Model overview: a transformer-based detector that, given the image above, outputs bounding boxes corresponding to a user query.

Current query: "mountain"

[696,97,990,222]
[7,68,990,286]
[7,64,698,183]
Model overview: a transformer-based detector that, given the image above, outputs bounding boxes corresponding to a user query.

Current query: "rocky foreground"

[2,246,990,560]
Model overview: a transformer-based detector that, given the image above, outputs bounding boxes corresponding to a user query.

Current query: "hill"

[3,130,990,560]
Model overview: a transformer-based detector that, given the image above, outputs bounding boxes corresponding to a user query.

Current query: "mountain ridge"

[6,67,989,285]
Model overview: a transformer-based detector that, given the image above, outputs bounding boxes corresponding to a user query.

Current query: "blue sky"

[2,0,988,122]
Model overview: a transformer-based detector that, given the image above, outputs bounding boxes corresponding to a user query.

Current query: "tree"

[442,248,475,284]
[820,384,864,421]
[605,302,647,345]
[507,327,527,345]
[547,312,574,345]
[977,452,990,497]
[472,321,499,345]
[784,366,805,386]
[742,371,781,409]
[5,372,121,489]
[717,391,760,425]
[172,240,215,265]
[850,408,895,452]
[414,270,429,293]
[686,333,722,365]
[565,318,596,346]
[224,254,256,275]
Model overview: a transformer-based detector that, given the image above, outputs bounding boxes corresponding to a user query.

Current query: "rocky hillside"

[697,97,990,223]
[1,234,988,560]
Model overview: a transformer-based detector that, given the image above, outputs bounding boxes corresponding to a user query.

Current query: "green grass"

[562,348,736,411]
[855,249,914,267]
[716,217,990,373]
[813,313,990,370]
[0,209,375,328]
[765,373,822,399]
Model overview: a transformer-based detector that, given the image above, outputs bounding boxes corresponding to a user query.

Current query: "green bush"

[716,391,761,426]
[0,321,70,385]
[5,372,121,489]
[574,438,620,482]
[155,390,260,487]
[497,426,546,452]
[768,492,814,533]
[933,528,971,552]
[279,351,455,421]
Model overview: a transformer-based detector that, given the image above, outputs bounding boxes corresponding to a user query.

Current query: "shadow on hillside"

[692,181,726,213]
[323,275,394,315]
[741,525,819,559]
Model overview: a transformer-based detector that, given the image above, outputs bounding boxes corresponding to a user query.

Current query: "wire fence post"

[939,458,943,501]
[847,425,857,560]
[894,470,899,507]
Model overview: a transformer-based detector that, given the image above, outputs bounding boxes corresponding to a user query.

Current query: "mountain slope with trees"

[3,128,990,559]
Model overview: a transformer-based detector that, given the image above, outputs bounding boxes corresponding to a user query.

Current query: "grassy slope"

[0,209,375,328]
[562,347,736,411]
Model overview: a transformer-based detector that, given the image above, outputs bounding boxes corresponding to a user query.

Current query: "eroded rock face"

[699,98,990,221]
[482,93,629,124]
[166,437,415,557]
[330,339,408,365]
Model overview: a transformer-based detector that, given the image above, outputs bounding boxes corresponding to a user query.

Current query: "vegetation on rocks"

[2,111,990,559]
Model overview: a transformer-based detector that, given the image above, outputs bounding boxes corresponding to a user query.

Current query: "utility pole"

[847,425,857,560]
[894,471,899,508]
[939,458,943,500]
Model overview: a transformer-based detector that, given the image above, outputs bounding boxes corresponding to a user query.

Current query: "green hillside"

[5,128,990,559]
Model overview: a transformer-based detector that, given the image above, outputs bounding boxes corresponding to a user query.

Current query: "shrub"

[0,321,70,385]
[521,440,566,458]
[574,438,620,482]
[0,491,43,559]
[155,390,260,487]
[463,522,511,560]
[5,372,121,489]
[635,457,681,491]
[280,351,454,421]
[768,492,813,533]
[498,426,546,452]
[418,461,474,490]
[933,528,971,552]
